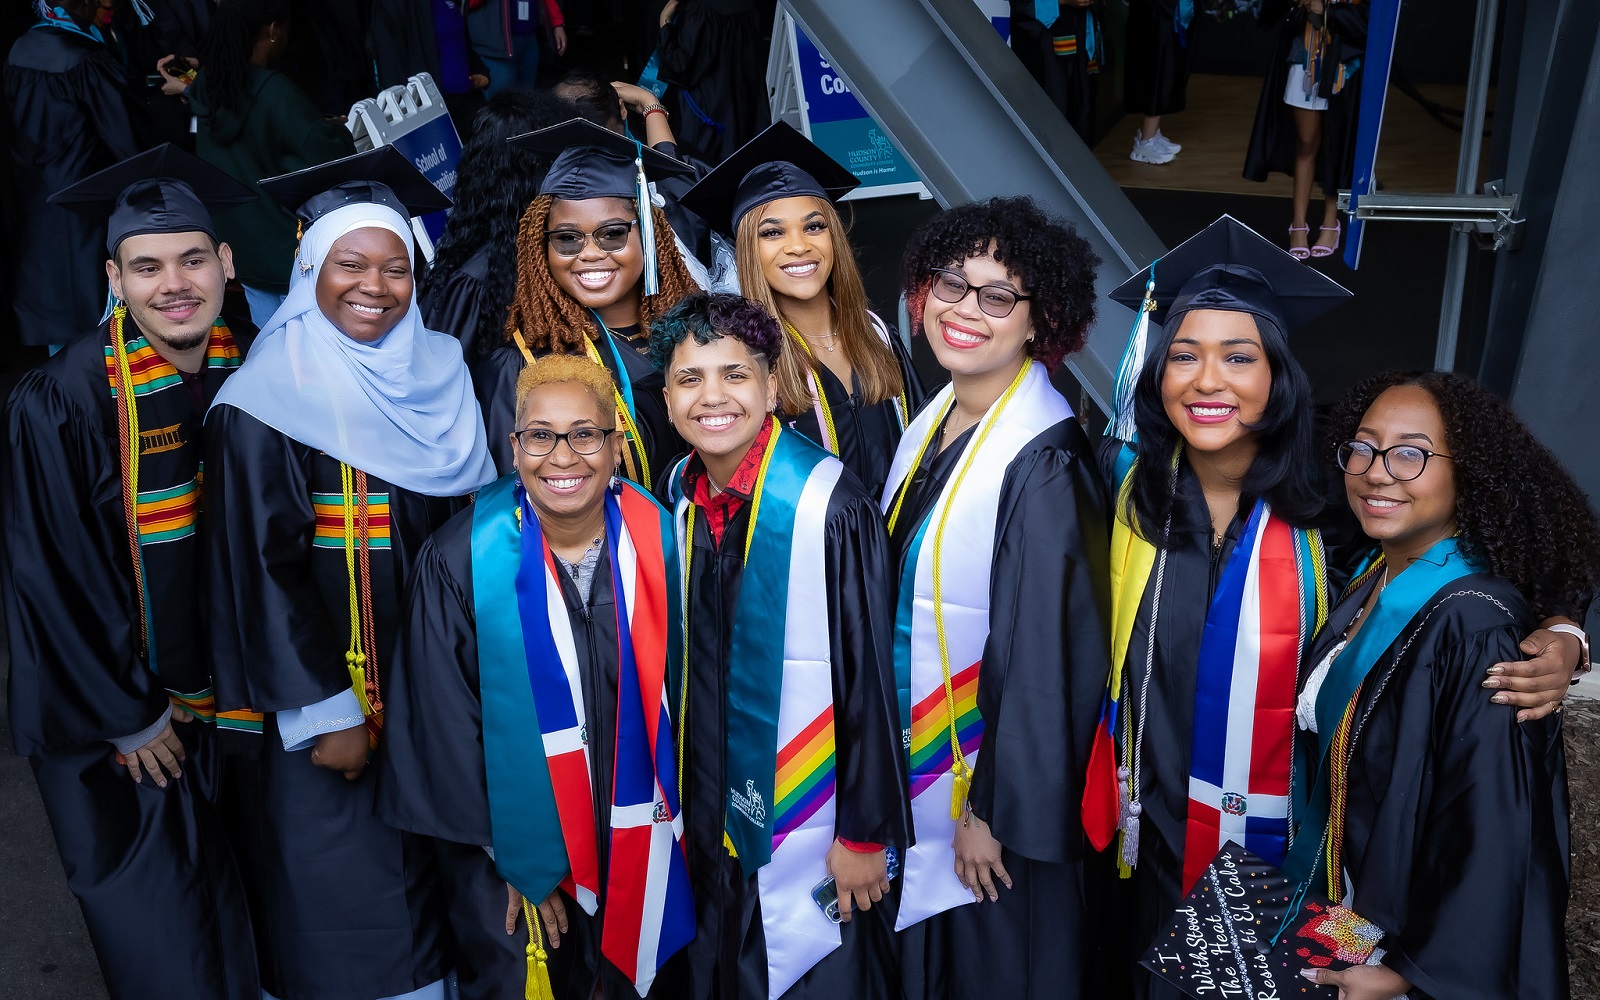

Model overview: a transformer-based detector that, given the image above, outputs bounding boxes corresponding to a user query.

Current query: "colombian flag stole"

[475,474,692,996]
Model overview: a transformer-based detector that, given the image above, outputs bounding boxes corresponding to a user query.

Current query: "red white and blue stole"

[474,473,693,996]
[1082,451,1328,891]
[878,362,1073,930]
[667,423,845,1000]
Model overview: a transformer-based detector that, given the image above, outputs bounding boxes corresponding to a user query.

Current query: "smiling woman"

[202,148,494,1000]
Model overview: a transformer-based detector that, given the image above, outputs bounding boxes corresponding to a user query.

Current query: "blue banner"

[793,28,922,191]
[1345,0,1402,269]
[389,112,462,245]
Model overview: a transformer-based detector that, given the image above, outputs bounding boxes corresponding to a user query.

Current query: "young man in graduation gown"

[375,354,694,999]
[1,145,260,999]
[648,293,911,1000]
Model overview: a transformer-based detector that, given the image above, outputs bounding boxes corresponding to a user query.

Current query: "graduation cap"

[47,143,257,256]
[1104,215,1352,439]
[258,145,452,228]
[507,118,697,296]
[678,121,861,237]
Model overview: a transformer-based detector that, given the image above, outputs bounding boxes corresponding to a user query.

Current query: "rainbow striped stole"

[880,362,1073,932]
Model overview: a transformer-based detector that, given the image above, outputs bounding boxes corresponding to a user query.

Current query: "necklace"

[802,331,839,353]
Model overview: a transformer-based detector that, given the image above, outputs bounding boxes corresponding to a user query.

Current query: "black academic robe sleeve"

[374,512,493,846]
[825,488,913,848]
[1342,579,1568,1000]
[204,404,348,713]
[2,370,167,752]
[967,427,1112,865]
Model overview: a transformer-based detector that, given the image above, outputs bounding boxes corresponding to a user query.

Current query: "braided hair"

[197,0,290,120]
[503,194,699,354]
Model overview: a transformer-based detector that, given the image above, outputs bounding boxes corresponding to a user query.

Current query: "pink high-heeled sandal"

[1311,221,1342,258]
[1287,224,1311,260]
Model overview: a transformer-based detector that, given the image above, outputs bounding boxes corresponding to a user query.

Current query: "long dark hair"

[421,88,575,366]
[1125,311,1326,541]
[196,0,290,119]
[1329,370,1600,619]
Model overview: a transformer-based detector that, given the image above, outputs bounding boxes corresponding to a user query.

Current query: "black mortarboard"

[47,143,257,255]
[508,118,695,201]
[258,145,453,226]
[1104,215,1352,438]
[678,121,860,237]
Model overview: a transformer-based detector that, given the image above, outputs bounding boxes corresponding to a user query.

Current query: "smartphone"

[811,846,900,924]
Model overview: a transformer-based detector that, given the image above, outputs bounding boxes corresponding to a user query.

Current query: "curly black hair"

[420,88,577,367]
[646,292,783,372]
[898,196,1100,370]
[1329,370,1600,619]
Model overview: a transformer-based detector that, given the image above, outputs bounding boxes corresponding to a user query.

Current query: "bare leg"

[1316,194,1342,250]
[1141,115,1160,141]
[1290,106,1323,254]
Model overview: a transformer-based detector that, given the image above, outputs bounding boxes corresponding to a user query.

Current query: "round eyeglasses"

[928,267,1033,319]
[1336,440,1453,482]
[513,426,614,458]
[544,221,639,257]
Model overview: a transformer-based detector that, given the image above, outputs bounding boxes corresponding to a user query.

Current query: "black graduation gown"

[782,321,924,501]
[1123,0,1195,117]
[655,0,770,164]
[420,244,504,372]
[1,320,257,999]
[204,405,464,1000]
[889,417,1112,1000]
[3,24,146,346]
[375,506,688,999]
[1295,570,1569,1000]
[674,465,911,999]
[475,332,683,483]
[1009,1,1102,141]
[1242,0,1368,197]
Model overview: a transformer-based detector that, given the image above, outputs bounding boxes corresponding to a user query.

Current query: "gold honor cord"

[108,305,150,660]
[785,319,914,456]
[674,419,783,856]
[521,898,556,1000]
[886,363,1031,819]
[340,464,379,720]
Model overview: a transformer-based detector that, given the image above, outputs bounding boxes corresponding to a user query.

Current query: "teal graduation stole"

[1282,535,1482,886]
[722,425,834,875]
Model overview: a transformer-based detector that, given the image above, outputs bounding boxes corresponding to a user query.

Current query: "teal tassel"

[1108,262,1157,442]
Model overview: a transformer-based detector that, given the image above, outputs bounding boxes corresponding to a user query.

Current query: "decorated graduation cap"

[1104,214,1352,439]
[48,143,257,256]
[507,118,696,296]
[258,145,453,229]
[678,121,861,238]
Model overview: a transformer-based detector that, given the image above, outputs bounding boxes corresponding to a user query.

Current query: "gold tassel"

[523,900,556,1000]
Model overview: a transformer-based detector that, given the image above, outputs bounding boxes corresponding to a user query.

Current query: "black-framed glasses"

[928,267,1033,319]
[544,221,639,257]
[513,426,614,457]
[1336,440,1454,482]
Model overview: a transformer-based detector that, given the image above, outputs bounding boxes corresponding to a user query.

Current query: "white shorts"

[1284,62,1330,111]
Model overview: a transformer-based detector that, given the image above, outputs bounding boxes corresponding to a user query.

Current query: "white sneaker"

[1151,130,1182,155]
[1130,132,1176,165]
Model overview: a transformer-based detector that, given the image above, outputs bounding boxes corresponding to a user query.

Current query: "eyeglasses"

[513,426,614,457]
[544,221,639,257]
[928,267,1033,319]
[1336,440,1454,482]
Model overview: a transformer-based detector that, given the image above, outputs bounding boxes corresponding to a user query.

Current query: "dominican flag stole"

[879,362,1073,930]
[473,473,693,996]
[668,422,847,1000]
[1082,452,1329,892]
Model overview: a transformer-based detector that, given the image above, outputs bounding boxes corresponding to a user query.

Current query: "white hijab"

[212,202,497,496]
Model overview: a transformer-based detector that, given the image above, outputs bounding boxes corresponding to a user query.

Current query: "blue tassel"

[1108,263,1157,442]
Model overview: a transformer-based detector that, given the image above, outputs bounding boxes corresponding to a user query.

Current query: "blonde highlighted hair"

[513,353,619,425]
[735,196,905,417]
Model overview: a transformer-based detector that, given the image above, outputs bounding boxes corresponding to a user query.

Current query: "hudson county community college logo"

[729,779,767,827]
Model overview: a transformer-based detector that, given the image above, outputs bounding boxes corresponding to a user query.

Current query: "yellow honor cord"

[582,335,651,488]
[521,899,556,1000]
[673,419,781,851]
[784,321,840,455]
[340,463,373,715]
[110,305,150,659]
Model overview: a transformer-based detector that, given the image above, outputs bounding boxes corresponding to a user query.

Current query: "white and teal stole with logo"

[879,361,1073,930]
[668,421,850,999]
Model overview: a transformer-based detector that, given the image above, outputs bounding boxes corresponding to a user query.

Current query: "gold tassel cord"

[522,899,556,1000]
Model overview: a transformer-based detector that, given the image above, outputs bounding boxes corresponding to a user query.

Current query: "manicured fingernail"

[1487,665,1504,675]
[1492,694,1509,704]
[1482,677,1500,688]
[1299,969,1318,982]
